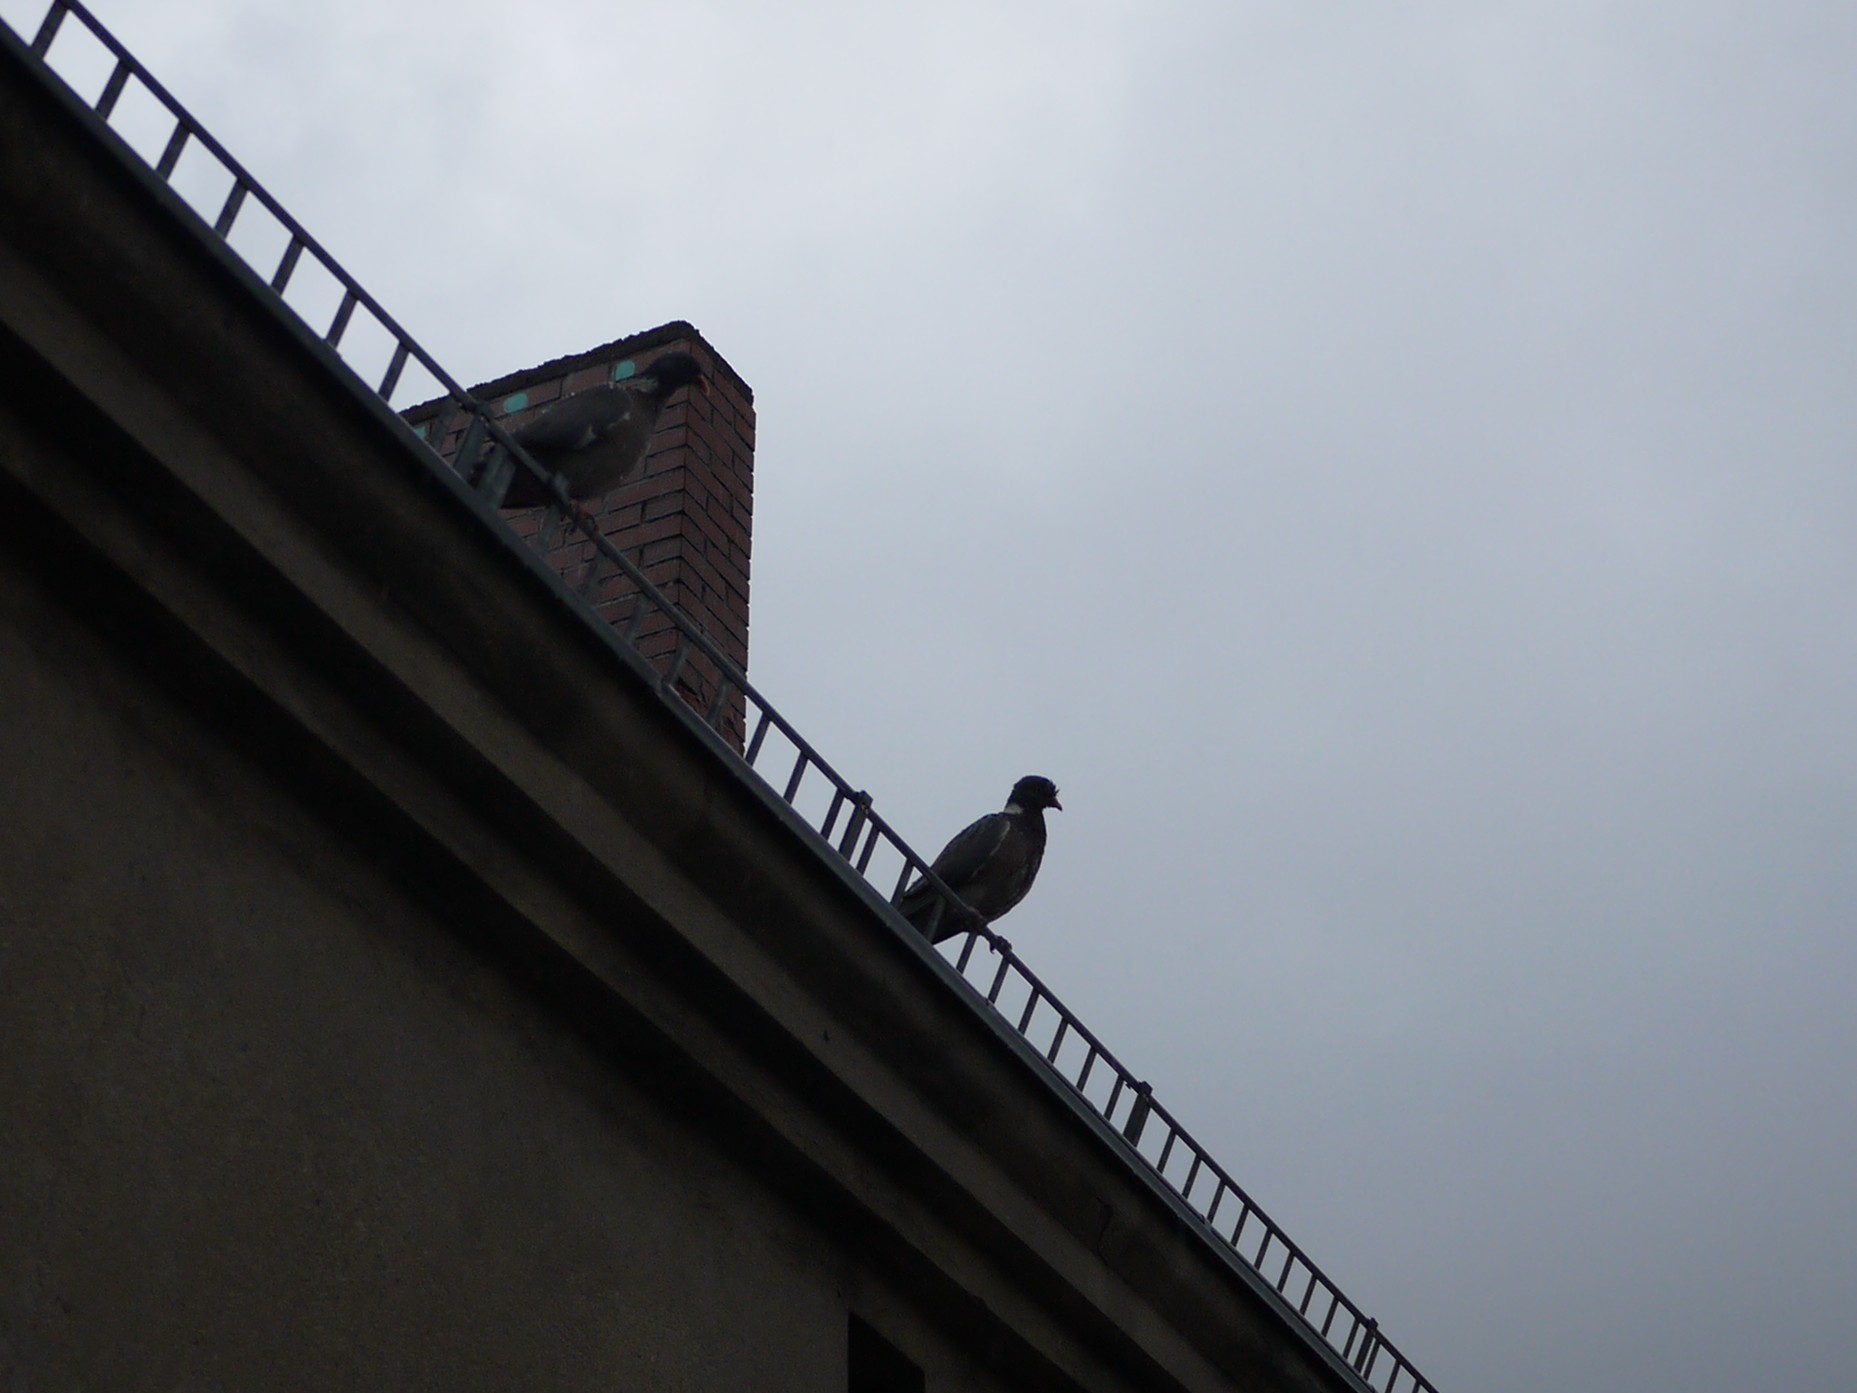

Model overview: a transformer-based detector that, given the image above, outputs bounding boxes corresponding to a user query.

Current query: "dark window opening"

[848,1313,924,1393]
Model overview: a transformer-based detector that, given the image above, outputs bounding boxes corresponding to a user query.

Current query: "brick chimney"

[404,322,754,746]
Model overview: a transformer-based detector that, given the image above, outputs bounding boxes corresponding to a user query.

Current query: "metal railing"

[3,6,1436,1390]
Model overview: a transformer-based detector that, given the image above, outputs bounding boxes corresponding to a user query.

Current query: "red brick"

[639,536,683,568]
[596,501,645,533]
[612,514,684,550]
[624,468,687,505]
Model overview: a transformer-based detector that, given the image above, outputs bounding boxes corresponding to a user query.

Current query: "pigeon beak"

[696,374,712,398]
[1050,796,1063,811]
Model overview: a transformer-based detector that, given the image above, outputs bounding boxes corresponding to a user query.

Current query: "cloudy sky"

[13,1,1856,1388]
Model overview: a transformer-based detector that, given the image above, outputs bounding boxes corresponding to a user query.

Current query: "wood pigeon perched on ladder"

[896,775,1062,943]
[486,350,710,514]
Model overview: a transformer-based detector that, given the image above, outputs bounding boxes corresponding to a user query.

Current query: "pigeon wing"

[926,811,1012,892]
[511,385,638,456]
[895,811,1011,935]
[962,822,1041,922]
[495,384,650,506]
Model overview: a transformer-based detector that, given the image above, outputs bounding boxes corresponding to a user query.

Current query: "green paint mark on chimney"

[612,360,637,382]
[502,391,529,412]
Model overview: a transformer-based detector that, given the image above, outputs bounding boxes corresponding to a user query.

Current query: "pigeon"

[896,775,1062,943]
[485,350,711,513]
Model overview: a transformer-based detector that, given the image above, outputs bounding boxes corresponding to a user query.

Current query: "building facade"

[0,10,1427,1392]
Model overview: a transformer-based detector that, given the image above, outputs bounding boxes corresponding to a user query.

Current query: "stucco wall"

[0,544,861,1390]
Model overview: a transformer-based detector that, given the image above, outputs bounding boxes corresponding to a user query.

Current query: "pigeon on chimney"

[896,775,1062,943]
[483,350,710,513]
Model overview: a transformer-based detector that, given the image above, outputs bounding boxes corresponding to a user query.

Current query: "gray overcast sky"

[13,1,1856,1389]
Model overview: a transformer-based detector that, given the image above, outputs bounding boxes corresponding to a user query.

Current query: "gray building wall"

[0,546,856,1390]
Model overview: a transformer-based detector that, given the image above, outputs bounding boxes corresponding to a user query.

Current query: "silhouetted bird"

[486,350,710,513]
[896,775,1062,942]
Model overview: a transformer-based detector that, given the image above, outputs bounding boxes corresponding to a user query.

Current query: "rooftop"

[2,5,1436,1391]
